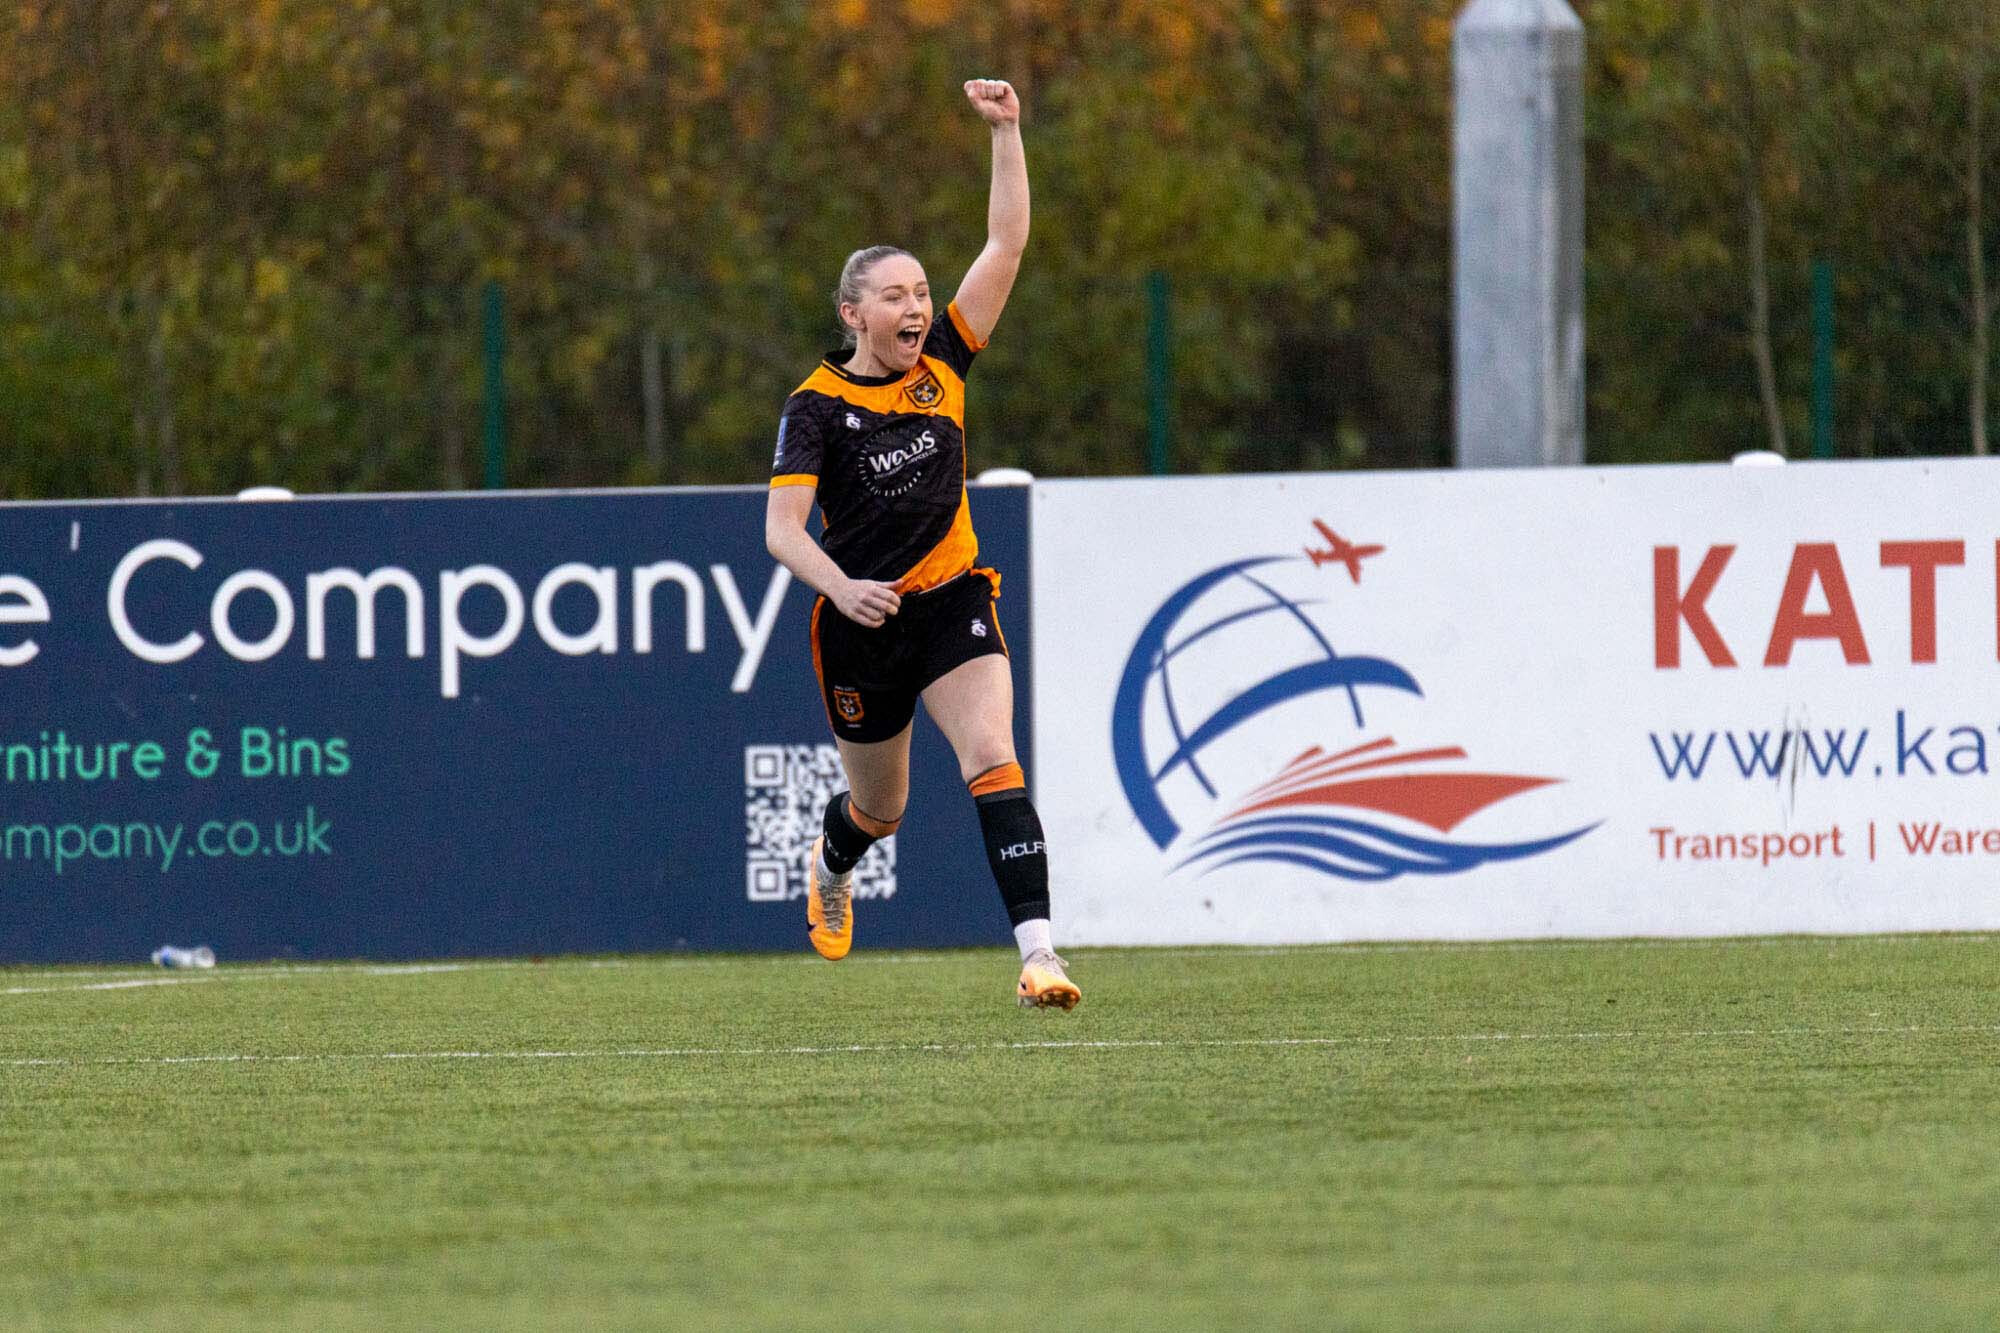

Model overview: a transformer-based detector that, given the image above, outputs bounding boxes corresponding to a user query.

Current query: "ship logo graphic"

[1110,535,1597,883]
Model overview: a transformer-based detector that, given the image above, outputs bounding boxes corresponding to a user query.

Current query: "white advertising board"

[1031,460,2000,943]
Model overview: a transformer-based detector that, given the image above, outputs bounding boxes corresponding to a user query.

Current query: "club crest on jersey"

[833,687,865,723]
[907,369,943,408]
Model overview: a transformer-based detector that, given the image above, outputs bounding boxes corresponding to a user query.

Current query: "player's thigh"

[813,601,917,740]
[836,724,913,823]
[920,654,1017,782]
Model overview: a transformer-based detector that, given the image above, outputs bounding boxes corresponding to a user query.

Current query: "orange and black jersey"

[770,300,987,593]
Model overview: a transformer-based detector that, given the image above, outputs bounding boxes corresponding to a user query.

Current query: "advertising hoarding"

[1032,461,2000,942]
[0,486,1031,962]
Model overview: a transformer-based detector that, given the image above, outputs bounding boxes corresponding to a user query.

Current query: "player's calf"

[969,762,1079,1009]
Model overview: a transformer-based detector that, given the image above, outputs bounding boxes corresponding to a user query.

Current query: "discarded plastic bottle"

[151,945,216,969]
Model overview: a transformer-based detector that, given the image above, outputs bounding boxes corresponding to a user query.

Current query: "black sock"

[974,789,1050,927]
[821,792,879,876]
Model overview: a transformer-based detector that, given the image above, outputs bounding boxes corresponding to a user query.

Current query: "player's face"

[845,255,931,374]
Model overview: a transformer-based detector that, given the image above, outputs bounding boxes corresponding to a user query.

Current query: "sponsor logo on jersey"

[865,430,938,479]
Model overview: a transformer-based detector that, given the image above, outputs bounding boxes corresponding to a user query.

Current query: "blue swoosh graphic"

[1153,595,1330,803]
[1156,598,1328,666]
[1149,657,1422,784]
[1176,813,1599,882]
[1112,557,1424,850]
[1233,567,1365,728]
[1113,559,1287,849]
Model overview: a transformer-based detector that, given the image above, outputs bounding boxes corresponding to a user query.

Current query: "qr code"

[744,744,896,904]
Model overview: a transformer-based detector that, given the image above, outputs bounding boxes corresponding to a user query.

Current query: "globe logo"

[1111,553,1596,882]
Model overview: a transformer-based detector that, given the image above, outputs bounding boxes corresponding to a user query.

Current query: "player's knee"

[842,771,907,826]
[960,749,1015,785]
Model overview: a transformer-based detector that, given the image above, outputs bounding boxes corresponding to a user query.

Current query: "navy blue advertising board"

[0,485,1030,962]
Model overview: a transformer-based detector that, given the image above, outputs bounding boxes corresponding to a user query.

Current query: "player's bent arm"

[953,81,1028,346]
[764,483,844,601]
[765,482,902,628]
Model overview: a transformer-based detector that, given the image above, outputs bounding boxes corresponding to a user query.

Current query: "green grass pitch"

[4,936,1999,1330]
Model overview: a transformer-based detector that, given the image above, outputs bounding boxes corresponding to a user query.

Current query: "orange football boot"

[806,835,853,961]
[1017,949,1080,1010]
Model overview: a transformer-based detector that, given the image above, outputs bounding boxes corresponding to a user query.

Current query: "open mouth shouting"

[895,321,926,357]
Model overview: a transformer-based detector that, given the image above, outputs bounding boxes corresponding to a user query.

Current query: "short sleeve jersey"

[770,300,987,593]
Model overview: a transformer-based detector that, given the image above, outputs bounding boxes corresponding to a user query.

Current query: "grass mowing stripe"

[8,1023,1999,1069]
[3,928,1995,985]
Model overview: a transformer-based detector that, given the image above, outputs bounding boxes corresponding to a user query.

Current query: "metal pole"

[1810,259,1834,459]
[1146,269,1172,475]
[1453,0,1585,468]
[481,279,508,489]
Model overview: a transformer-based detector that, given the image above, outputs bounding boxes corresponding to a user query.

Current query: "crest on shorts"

[833,687,865,723]
[907,370,943,408]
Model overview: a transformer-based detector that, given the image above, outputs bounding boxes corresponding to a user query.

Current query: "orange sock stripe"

[967,761,1025,798]
[845,798,901,839]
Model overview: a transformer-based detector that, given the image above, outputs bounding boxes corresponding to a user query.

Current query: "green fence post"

[1810,260,1834,459]
[1146,269,1172,475]
[482,279,508,489]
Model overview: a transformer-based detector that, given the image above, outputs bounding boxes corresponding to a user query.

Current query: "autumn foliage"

[0,0,1995,497]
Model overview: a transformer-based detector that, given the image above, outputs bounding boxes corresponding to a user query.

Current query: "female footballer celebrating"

[764,78,1078,1010]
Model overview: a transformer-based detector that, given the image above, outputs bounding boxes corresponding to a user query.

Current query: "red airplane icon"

[1304,520,1384,583]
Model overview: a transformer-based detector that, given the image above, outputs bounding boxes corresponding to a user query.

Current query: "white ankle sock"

[1013,918,1053,961]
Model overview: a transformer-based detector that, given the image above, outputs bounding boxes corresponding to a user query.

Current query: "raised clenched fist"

[963,79,1020,127]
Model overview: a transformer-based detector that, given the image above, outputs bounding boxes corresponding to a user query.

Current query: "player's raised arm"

[950,79,1028,346]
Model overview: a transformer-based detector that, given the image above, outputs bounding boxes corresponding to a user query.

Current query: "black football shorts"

[811,569,1009,743]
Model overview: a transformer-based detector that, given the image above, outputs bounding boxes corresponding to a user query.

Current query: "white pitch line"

[1127,934,2000,959]
[0,958,640,993]
[2,953,984,998]
[0,977,218,996]
[6,1024,1998,1070]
